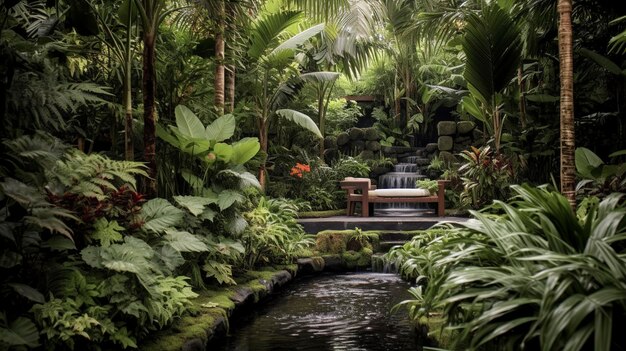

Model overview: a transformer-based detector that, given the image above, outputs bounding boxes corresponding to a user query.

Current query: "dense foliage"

[386,186,626,350]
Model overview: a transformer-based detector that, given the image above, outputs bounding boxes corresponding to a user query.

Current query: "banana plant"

[243,9,326,188]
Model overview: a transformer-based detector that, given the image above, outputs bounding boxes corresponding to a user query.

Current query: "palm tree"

[558,0,576,208]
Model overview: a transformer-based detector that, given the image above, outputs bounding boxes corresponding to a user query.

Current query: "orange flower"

[290,163,310,178]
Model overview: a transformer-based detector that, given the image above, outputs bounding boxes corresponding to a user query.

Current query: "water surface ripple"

[215,273,418,351]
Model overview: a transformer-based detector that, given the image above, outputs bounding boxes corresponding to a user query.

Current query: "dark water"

[215,273,419,351]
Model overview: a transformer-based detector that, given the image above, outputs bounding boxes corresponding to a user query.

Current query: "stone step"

[377,240,410,252]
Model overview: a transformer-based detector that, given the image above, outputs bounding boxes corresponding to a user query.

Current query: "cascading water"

[375,156,430,216]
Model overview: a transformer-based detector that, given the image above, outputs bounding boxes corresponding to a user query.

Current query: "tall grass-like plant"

[392,185,626,351]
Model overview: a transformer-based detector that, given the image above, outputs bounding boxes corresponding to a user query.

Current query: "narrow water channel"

[215,273,420,351]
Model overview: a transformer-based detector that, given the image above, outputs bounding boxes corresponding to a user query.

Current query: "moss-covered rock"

[457,121,476,134]
[438,151,456,163]
[336,132,350,146]
[324,136,337,149]
[364,127,380,141]
[437,121,457,136]
[438,136,454,151]
[365,140,381,152]
[349,127,365,140]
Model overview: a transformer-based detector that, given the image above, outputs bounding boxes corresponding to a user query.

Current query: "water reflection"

[216,273,418,351]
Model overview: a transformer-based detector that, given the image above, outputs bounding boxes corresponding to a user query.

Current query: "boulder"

[472,128,484,141]
[365,140,381,152]
[364,127,380,141]
[455,136,471,144]
[438,136,454,151]
[415,157,430,166]
[324,136,337,149]
[457,121,476,135]
[336,132,350,146]
[439,151,456,163]
[349,127,365,140]
[437,121,457,136]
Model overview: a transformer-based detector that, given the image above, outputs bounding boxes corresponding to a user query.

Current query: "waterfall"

[375,156,431,215]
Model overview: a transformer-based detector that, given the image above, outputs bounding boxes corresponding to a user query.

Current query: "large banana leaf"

[275,109,322,138]
[462,4,522,106]
[269,23,325,57]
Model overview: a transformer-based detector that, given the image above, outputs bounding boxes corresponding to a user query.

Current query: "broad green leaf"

[180,137,211,156]
[181,169,204,194]
[609,150,626,158]
[156,123,180,148]
[164,230,209,252]
[231,138,260,164]
[159,244,185,271]
[90,218,124,247]
[200,208,217,222]
[579,48,624,76]
[276,109,322,138]
[141,199,184,233]
[173,196,216,216]
[205,114,235,142]
[175,105,205,138]
[213,143,233,163]
[0,317,40,348]
[0,251,21,269]
[42,235,76,251]
[217,190,244,211]
[117,0,137,26]
[269,23,325,57]
[225,214,247,235]
[575,147,604,179]
[8,283,45,304]
[247,11,303,60]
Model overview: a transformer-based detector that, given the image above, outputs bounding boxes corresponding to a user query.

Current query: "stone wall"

[326,127,382,160]
[432,121,479,161]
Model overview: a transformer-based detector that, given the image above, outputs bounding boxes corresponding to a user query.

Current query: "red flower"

[290,163,310,178]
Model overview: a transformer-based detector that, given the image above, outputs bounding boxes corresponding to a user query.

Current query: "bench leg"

[361,201,369,217]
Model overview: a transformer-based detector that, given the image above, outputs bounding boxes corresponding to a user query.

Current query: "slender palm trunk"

[214,0,225,116]
[258,117,268,190]
[142,31,157,197]
[518,66,527,129]
[225,65,235,113]
[558,0,576,208]
[124,12,134,161]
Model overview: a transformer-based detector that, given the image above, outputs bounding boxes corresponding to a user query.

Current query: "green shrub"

[390,185,626,350]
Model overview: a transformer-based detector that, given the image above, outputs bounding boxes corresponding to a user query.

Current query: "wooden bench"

[340,178,446,217]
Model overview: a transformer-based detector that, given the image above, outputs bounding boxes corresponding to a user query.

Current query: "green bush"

[389,185,626,350]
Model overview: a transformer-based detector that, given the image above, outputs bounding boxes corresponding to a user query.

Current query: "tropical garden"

[1,0,626,349]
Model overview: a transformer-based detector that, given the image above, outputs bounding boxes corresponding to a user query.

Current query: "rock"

[230,286,255,306]
[439,151,456,163]
[358,150,375,160]
[336,132,350,146]
[438,136,454,151]
[415,157,430,166]
[364,127,380,141]
[297,257,325,274]
[437,121,457,136]
[365,140,381,152]
[425,143,439,153]
[382,146,413,154]
[457,121,476,134]
[371,166,391,176]
[353,140,365,152]
[349,127,365,140]
[271,270,292,288]
[324,136,337,149]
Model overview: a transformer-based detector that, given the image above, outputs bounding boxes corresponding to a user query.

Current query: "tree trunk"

[225,65,235,113]
[123,12,134,161]
[214,0,225,116]
[318,96,325,160]
[558,0,576,208]
[258,117,268,190]
[142,31,158,198]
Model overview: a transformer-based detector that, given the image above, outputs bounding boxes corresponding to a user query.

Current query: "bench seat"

[340,178,446,217]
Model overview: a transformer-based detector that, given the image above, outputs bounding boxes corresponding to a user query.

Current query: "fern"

[49,151,147,200]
